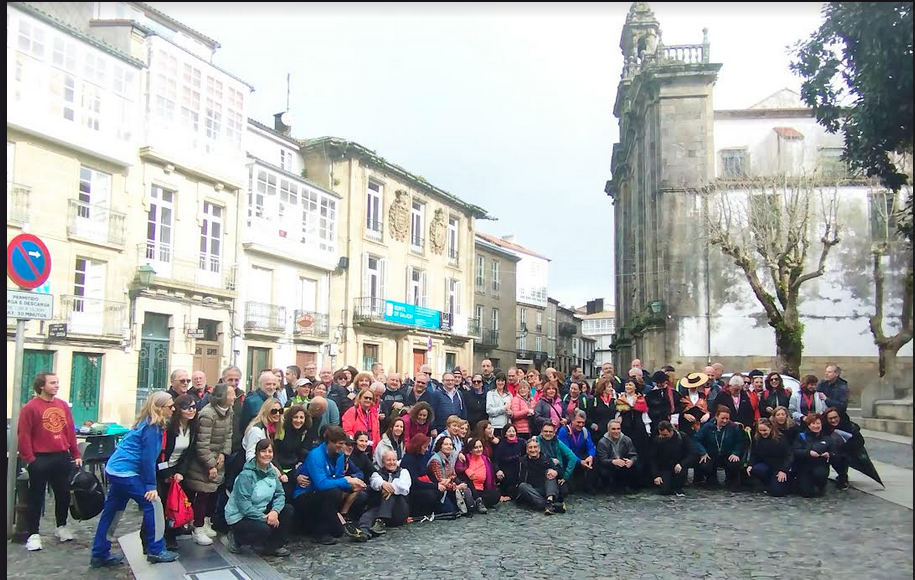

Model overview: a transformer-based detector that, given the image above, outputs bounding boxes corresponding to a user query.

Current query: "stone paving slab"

[848,460,913,509]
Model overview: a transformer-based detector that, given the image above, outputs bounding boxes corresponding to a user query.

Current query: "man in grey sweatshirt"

[595,420,639,492]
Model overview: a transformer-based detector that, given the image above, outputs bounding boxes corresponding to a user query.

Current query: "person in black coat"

[589,378,618,441]
[516,439,565,514]
[464,375,490,431]
[493,424,526,500]
[645,371,681,435]
[649,421,697,496]
[400,434,442,518]
[713,375,756,429]
[746,418,792,496]
[822,408,854,490]
[274,405,312,498]
[792,414,842,498]
[761,373,792,418]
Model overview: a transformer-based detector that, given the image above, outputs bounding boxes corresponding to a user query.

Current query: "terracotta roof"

[773,126,805,140]
[475,232,550,260]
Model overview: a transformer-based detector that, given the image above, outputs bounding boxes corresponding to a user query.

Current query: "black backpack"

[69,469,105,521]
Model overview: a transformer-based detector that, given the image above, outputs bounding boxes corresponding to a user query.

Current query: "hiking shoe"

[314,536,338,546]
[348,528,370,543]
[343,523,361,538]
[265,547,291,557]
[544,502,556,515]
[474,498,488,514]
[370,519,387,536]
[147,550,179,564]
[55,526,74,542]
[89,554,124,568]
[193,527,214,546]
[226,531,241,554]
[25,534,42,551]
[553,502,567,514]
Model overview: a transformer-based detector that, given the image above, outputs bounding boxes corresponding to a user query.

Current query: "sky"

[149,2,826,309]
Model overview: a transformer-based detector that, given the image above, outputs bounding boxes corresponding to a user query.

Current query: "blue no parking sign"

[6,233,52,290]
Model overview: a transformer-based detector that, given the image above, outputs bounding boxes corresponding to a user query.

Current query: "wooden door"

[296,351,316,370]
[194,342,220,386]
[413,349,426,377]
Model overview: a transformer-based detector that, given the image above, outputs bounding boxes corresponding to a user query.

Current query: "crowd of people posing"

[15,358,858,568]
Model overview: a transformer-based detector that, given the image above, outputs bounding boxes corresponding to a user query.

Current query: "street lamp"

[137,264,156,287]
[517,322,528,340]
[648,300,664,316]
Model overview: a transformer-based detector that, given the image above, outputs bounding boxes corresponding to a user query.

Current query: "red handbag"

[165,478,194,528]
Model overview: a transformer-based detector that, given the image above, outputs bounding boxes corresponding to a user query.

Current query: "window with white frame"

[475,305,484,329]
[410,201,424,249]
[364,254,386,302]
[81,83,102,131]
[154,50,177,124]
[279,178,298,221]
[199,202,222,273]
[491,308,499,331]
[83,51,106,86]
[536,336,542,352]
[520,308,527,327]
[78,166,111,217]
[146,185,174,263]
[297,277,318,312]
[204,75,223,147]
[491,260,500,294]
[17,19,45,58]
[300,188,317,242]
[475,255,485,290]
[408,267,427,307]
[536,311,543,332]
[280,149,293,172]
[226,87,244,150]
[519,334,527,350]
[319,197,336,252]
[181,64,201,136]
[446,278,462,316]
[366,182,383,237]
[447,217,459,261]
[52,36,76,72]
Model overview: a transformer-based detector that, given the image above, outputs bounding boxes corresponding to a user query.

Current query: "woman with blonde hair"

[90,391,178,567]
[771,406,800,446]
[353,372,374,394]
[243,399,285,460]
[342,388,381,449]
[510,380,536,438]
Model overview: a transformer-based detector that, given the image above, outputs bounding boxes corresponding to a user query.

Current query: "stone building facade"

[472,234,520,372]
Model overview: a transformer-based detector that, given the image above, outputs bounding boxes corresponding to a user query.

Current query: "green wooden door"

[137,339,169,413]
[21,350,55,406]
[246,347,271,393]
[70,353,101,426]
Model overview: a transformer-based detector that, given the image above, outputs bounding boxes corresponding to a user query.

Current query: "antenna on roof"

[275,73,293,136]
[286,72,291,112]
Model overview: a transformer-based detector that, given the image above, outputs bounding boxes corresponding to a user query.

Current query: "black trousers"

[498,464,521,497]
[408,488,441,517]
[293,489,345,537]
[570,462,599,493]
[597,462,639,491]
[472,487,501,508]
[656,469,687,495]
[230,504,294,551]
[796,462,830,497]
[698,456,744,486]
[358,493,409,531]
[26,452,72,534]
[516,480,561,511]
[831,455,849,483]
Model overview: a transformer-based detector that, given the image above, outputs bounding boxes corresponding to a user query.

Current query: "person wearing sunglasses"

[242,400,288,485]
[166,369,191,401]
[464,373,490,431]
[342,389,381,450]
[762,373,791,418]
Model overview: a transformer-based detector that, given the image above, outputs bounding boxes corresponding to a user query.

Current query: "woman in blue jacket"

[90,391,179,568]
[225,439,293,556]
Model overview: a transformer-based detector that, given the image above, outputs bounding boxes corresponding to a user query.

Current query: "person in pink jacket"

[342,389,381,450]
[511,381,536,438]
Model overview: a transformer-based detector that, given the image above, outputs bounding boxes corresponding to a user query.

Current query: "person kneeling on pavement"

[293,426,368,545]
[517,438,566,515]
[595,419,639,492]
[349,449,412,541]
[694,406,747,489]
[535,423,578,497]
[792,413,842,498]
[649,421,697,497]
[557,409,598,494]
[225,439,293,557]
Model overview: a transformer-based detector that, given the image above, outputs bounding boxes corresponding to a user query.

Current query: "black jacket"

[379,386,409,431]
[274,426,310,471]
[158,424,197,480]
[590,396,617,439]
[650,431,697,476]
[328,384,355,416]
[519,453,555,489]
[817,377,850,416]
[793,430,841,467]
[401,452,439,494]
[761,388,791,416]
[748,435,792,473]
[493,437,527,475]
[346,448,376,482]
[713,390,756,428]
[464,388,489,430]
[646,387,681,427]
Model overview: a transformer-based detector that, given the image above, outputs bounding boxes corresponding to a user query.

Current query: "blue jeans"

[749,463,789,497]
[91,475,165,558]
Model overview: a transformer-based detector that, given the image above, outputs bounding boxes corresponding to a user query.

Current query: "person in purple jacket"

[292,426,367,545]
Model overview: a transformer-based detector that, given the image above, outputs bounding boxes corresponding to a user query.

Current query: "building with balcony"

[7,2,144,425]
[472,234,520,372]
[476,233,550,370]
[237,118,339,390]
[301,137,488,378]
[606,3,911,401]
[580,298,616,369]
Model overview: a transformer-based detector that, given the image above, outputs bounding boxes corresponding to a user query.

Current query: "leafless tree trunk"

[707,175,841,377]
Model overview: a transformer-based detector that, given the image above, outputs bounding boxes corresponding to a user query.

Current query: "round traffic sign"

[7,233,52,290]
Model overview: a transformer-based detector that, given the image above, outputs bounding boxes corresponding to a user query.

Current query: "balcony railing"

[480,329,499,347]
[468,319,482,339]
[293,309,330,338]
[660,43,707,65]
[68,199,127,247]
[410,236,425,255]
[61,295,126,336]
[448,248,459,265]
[7,182,30,225]
[353,297,386,322]
[138,243,236,292]
[491,283,501,298]
[366,220,384,241]
[244,301,287,333]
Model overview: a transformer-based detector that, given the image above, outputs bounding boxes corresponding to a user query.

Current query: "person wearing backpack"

[90,391,179,567]
[140,393,199,553]
[18,372,82,552]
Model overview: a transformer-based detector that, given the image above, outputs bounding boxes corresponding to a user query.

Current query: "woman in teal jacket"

[225,439,293,557]
[694,406,747,488]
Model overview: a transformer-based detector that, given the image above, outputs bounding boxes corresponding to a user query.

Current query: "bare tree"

[707,175,841,376]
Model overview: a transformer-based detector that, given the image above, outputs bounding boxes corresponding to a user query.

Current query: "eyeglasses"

[769,378,780,382]
[472,380,483,384]
[179,404,196,411]
[363,397,375,402]
[269,409,283,415]
[415,382,427,387]
[178,379,190,384]
[166,404,176,410]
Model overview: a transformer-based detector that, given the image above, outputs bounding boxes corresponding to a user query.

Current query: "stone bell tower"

[607,2,722,368]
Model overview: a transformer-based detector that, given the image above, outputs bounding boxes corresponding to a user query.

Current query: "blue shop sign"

[384,300,441,330]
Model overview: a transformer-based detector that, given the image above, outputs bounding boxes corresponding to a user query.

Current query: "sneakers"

[675,492,686,498]
[553,502,567,514]
[146,550,179,564]
[193,527,214,546]
[544,501,556,515]
[89,554,124,568]
[55,526,74,542]
[836,477,850,491]
[226,531,241,554]
[343,522,360,538]
[474,498,488,515]
[25,534,42,551]
[370,518,387,536]
[264,547,291,557]
[201,520,218,538]
[314,536,338,546]
[347,528,370,543]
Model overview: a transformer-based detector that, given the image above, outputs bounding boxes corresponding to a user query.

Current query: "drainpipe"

[704,193,712,364]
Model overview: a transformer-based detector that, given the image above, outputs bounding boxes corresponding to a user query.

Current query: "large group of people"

[16,358,857,567]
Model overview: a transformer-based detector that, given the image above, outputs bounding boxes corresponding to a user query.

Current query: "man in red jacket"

[18,372,82,552]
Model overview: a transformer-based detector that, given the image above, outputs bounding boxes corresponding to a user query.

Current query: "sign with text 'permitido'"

[7,289,53,320]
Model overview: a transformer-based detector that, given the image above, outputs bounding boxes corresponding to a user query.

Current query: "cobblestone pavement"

[864,438,913,470]
[10,484,912,580]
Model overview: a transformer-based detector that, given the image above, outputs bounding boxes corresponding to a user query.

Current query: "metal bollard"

[11,468,30,542]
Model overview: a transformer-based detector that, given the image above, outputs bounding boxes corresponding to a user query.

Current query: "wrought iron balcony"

[479,329,499,347]
[468,319,482,339]
[244,301,287,333]
[353,297,386,322]
[410,236,425,255]
[67,199,127,247]
[293,309,330,338]
[366,219,384,241]
[61,295,126,336]
[448,248,459,265]
[137,243,236,292]
[7,182,30,226]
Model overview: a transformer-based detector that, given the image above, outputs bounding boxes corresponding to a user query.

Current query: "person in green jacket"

[535,422,579,497]
[224,439,293,557]
[694,406,747,489]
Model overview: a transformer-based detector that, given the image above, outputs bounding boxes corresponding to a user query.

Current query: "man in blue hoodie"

[557,409,598,493]
[292,426,366,545]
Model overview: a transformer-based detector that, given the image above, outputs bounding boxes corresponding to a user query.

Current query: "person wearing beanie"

[645,370,681,435]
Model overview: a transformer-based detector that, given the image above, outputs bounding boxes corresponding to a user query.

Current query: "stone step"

[848,407,862,418]
[875,399,914,422]
[856,416,914,438]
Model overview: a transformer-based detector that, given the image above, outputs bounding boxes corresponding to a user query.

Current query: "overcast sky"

[150,2,826,309]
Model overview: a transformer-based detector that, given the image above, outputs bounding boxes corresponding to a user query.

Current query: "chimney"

[501,234,515,243]
[273,111,293,136]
